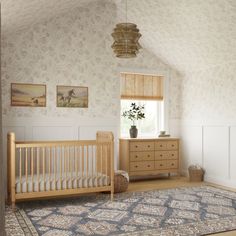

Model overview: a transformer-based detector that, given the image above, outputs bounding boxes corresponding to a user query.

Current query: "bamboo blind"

[120,73,164,100]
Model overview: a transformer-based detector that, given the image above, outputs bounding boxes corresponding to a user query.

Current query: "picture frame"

[11,83,46,107]
[56,85,88,108]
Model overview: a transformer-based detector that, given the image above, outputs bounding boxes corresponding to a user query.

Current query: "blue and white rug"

[5,186,236,235]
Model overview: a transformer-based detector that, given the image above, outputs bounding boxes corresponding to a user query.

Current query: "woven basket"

[114,170,129,193]
[188,167,204,182]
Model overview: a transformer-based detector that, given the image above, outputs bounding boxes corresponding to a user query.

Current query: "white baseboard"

[204,175,236,189]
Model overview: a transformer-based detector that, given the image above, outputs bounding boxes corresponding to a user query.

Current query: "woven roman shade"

[121,73,164,100]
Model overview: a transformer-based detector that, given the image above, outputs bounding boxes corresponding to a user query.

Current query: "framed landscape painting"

[57,85,88,108]
[11,83,46,107]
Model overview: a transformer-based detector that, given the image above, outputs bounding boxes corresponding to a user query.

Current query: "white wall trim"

[205,175,236,189]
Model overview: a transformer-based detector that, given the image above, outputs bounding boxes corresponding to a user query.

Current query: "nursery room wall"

[1,0,181,194]
[180,63,236,188]
[174,3,236,188]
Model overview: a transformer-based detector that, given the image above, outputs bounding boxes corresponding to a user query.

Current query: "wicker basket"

[114,170,129,193]
[188,166,204,182]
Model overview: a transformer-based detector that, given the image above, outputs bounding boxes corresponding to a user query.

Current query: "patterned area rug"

[5,185,236,236]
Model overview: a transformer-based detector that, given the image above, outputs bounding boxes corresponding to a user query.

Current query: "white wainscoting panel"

[79,126,118,140]
[230,126,236,180]
[180,126,203,173]
[3,126,25,141]
[203,126,229,179]
[32,126,75,141]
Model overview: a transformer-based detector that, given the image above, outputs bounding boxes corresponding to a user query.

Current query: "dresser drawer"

[155,160,167,170]
[166,160,178,169]
[155,151,169,160]
[130,161,154,171]
[167,141,178,150]
[167,151,178,160]
[155,141,167,150]
[130,151,154,162]
[130,142,155,151]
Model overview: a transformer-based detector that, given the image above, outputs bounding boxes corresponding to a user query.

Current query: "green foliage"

[122,103,145,126]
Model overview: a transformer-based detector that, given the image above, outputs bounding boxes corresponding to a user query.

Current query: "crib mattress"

[16,172,110,193]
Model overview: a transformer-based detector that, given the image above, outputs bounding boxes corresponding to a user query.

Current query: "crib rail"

[7,132,114,206]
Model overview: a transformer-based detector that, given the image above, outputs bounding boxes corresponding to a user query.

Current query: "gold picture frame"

[57,85,88,108]
[11,83,46,107]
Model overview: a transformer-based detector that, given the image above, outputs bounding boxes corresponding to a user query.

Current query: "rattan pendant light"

[111,0,142,58]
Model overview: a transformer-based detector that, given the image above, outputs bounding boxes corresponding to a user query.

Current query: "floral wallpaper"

[2,1,181,120]
[181,63,236,121]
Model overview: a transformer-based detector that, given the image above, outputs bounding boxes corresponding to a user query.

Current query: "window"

[120,72,165,137]
[120,99,164,137]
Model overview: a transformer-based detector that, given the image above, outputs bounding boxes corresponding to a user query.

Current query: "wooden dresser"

[119,138,180,177]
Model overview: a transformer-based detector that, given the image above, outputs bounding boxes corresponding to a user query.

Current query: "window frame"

[120,99,165,138]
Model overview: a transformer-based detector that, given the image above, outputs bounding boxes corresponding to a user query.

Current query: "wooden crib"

[7,131,114,207]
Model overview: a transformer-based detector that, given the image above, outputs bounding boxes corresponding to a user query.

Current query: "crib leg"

[110,191,114,201]
[11,201,16,211]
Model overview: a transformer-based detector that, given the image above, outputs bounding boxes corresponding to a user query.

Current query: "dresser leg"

[168,173,170,178]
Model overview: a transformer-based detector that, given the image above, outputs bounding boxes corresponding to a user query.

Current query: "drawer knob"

[135,165,138,168]
[147,165,150,167]
[135,145,138,148]
[135,155,138,158]
[172,154,174,156]
[148,145,150,147]
[171,163,174,166]
[160,164,163,166]
[160,154,163,157]
[148,155,150,157]
[160,145,162,147]
[172,145,174,147]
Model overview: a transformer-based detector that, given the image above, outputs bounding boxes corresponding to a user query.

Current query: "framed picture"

[11,83,46,107]
[57,85,88,108]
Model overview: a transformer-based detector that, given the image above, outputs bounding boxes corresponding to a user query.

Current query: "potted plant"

[122,103,145,138]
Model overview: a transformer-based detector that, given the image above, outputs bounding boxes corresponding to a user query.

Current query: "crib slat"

[49,147,51,190]
[54,147,56,190]
[64,147,67,189]
[19,148,22,193]
[91,146,94,181]
[31,148,34,192]
[43,147,46,191]
[86,146,88,187]
[37,148,39,192]
[105,145,108,185]
[82,145,84,180]
[25,148,28,193]
[100,145,103,178]
[69,147,72,189]
[74,146,77,188]
[60,146,62,190]
[76,146,79,187]
[96,145,98,187]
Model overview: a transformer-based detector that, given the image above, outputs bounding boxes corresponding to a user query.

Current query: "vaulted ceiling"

[2,0,236,74]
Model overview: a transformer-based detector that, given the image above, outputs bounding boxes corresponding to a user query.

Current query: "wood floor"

[127,176,236,236]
